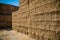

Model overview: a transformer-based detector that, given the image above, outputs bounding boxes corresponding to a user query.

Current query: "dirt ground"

[0,30,35,40]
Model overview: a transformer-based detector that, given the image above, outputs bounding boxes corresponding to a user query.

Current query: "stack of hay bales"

[12,0,60,40]
[0,15,11,27]
[0,4,18,28]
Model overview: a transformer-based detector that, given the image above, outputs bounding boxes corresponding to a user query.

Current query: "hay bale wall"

[12,0,60,40]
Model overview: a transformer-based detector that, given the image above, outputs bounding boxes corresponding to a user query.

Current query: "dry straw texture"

[12,0,60,40]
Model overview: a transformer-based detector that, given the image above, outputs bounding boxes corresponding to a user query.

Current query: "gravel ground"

[0,30,35,40]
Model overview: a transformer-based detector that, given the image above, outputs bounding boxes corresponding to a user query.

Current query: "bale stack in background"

[12,0,60,40]
[0,3,18,29]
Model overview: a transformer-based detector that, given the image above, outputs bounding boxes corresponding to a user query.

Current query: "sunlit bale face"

[12,0,60,40]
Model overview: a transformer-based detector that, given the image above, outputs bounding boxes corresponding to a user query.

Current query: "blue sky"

[0,0,19,6]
